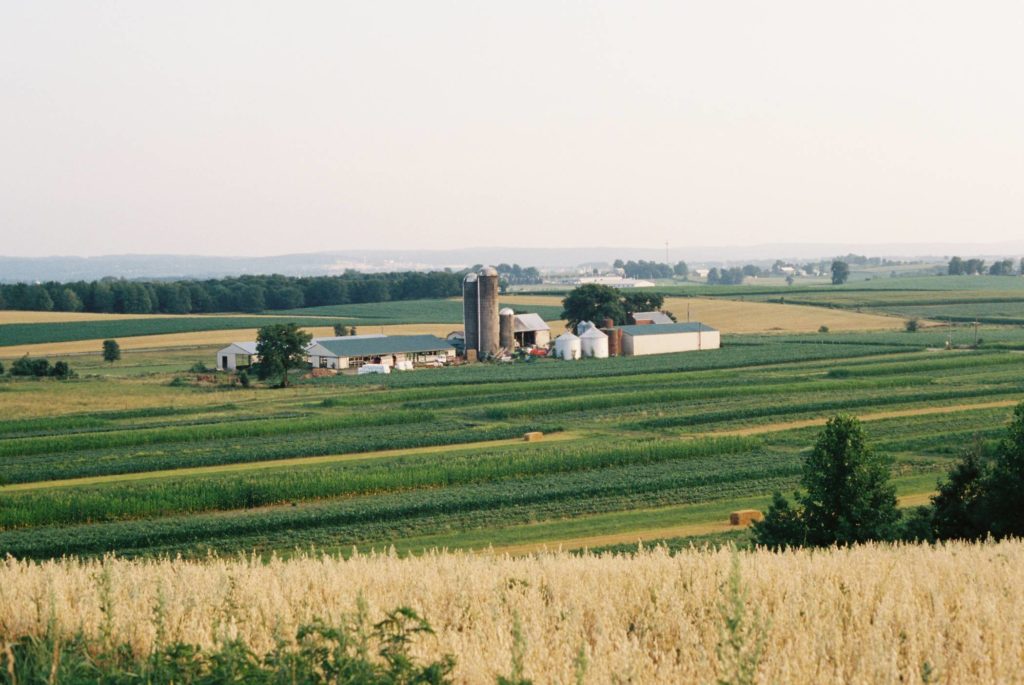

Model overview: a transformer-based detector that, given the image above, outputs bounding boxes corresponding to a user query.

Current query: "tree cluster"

[559,285,668,330]
[755,403,1024,548]
[0,270,471,315]
[617,260,676,279]
[830,260,850,285]
[491,264,542,285]
[946,256,1018,276]
[6,356,75,379]
[707,267,746,285]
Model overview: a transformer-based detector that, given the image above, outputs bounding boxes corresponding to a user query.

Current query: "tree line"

[948,256,1022,276]
[0,271,467,314]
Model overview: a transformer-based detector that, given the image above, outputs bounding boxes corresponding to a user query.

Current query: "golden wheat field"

[2,542,1021,684]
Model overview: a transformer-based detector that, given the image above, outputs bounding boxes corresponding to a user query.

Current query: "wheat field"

[1,542,1020,684]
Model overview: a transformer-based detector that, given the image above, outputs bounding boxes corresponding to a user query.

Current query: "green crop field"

[3,296,1024,560]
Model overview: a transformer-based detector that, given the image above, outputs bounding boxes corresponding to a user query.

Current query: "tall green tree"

[931,448,989,540]
[947,256,963,275]
[102,339,121,364]
[256,323,312,388]
[754,415,899,547]
[830,260,850,285]
[985,402,1024,538]
[560,284,627,330]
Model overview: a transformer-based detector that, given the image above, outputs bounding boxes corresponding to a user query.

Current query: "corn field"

[2,542,1022,684]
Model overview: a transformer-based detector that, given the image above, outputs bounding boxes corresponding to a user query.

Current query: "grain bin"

[580,326,609,358]
[554,332,581,360]
[577,320,596,336]
[499,307,515,350]
[477,266,500,357]
[462,272,479,356]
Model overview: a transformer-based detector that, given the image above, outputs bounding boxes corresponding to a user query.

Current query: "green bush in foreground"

[0,605,454,685]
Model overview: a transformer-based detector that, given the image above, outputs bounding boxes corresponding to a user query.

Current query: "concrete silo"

[580,326,609,358]
[477,266,500,358]
[499,307,515,350]
[462,272,479,357]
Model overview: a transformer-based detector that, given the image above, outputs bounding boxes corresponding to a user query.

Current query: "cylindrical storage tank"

[462,273,479,356]
[580,327,609,358]
[499,307,515,350]
[554,332,581,361]
[598,327,614,356]
[477,266,500,358]
[615,328,624,356]
[602,318,615,329]
[576,320,595,336]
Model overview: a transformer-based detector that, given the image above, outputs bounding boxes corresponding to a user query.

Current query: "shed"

[631,311,675,325]
[216,342,258,371]
[579,327,609,358]
[306,334,456,370]
[554,332,581,360]
[619,322,720,357]
[513,313,551,348]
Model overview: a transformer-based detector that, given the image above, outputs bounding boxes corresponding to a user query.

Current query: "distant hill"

[2,242,1023,282]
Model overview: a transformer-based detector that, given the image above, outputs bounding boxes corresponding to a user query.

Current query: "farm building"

[305,334,455,370]
[630,311,675,325]
[513,313,551,347]
[580,327,609,358]
[619,322,720,356]
[216,342,258,371]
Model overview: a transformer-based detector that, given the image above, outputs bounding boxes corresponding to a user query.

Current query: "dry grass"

[1,542,1021,684]
[498,295,903,333]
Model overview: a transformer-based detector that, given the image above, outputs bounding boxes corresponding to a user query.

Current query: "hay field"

[498,295,903,333]
[1,542,1021,684]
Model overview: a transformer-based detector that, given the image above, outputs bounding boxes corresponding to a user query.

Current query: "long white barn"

[619,322,720,356]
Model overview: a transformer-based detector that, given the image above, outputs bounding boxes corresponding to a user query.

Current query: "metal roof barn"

[306,335,455,370]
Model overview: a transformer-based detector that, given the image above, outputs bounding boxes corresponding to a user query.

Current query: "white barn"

[216,342,258,371]
[619,323,720,356]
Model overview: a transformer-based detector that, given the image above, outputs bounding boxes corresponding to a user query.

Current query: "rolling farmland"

[2,279,1024,682]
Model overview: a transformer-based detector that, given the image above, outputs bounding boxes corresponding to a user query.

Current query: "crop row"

[0,437,758,528]
[0,419,556,485]
[0,455,800,558]
[632,383,1024,430]
[0,409,434,460]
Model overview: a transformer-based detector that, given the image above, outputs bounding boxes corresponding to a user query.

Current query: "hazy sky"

[2,2,1023,258]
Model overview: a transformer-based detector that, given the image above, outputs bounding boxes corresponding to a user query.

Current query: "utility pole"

[665,241,669,265]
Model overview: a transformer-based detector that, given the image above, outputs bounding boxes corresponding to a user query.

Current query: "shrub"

[190,361,210,373]
[238,370,251,388]
[10,356,51,377]
[905,319,919,332]
[818,325,829,333]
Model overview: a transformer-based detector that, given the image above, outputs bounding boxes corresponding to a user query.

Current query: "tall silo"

[477,266,500,357]
[462,272,479,356]
[499,307,515,350]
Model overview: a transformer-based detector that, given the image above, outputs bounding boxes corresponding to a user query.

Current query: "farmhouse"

[216,342,258,371]
[513,313,551,347]
[619,322,720,356]
[305,334,455,370]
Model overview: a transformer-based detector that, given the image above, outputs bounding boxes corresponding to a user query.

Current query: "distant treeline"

[0,271,465,314]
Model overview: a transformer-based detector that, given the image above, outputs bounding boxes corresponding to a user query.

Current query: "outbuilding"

[513,313,551,348]
[619,322,720,356]
[216,342,258,371]
[305,334,456,370]
[630,311,675,325]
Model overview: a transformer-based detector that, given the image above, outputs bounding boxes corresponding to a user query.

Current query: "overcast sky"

[2,2,1022,258]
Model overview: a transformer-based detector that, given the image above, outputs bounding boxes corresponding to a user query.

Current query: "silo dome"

[499,307,515,315]
[479,266,499,277]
